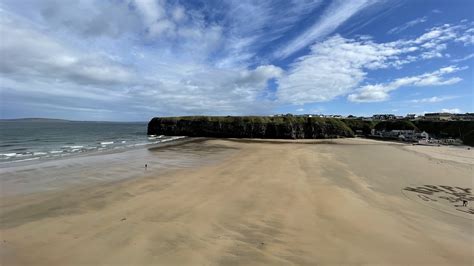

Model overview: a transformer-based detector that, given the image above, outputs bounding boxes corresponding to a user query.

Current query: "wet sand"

[1,138,473,265]
[0,138,232,197]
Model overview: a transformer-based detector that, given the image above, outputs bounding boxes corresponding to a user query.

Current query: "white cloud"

[0,0,141,38]
[348,66,464,102]
[237,65,283,86]
[275,0,377,58]
[347,84,391,102]
[413,23,474,48]
[0,8,284,118]
[451,53,474,62]
[171,6,186,22]
[388,16,427,34]
[410,96,457,103]
[455,28,474,45]
[124,64,283,115]
[133,0,172,37]
[440,108,461,113]
[277,35,419,104]
[277,20,474,105]
[0,10,134,87]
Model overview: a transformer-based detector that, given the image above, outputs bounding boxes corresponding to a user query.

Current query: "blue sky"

[0,0,472,121]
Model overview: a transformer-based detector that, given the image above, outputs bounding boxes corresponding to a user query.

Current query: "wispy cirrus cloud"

[410,95,459,103]
[451,53,474,62]
[388,16,428,34]
[274,0,378,59]
[440,108,461,113]
[212,0,323,67]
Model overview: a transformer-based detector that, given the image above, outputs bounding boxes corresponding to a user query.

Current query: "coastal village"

[274,112,474,146]
[291,112,474,121]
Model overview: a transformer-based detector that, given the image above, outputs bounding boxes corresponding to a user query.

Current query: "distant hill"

[0,118,72,122]
[0,118,148,123]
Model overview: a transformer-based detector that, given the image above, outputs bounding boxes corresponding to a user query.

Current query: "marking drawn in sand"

[402,185,474,218]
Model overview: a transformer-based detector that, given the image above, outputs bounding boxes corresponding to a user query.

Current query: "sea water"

[0,120,183,164]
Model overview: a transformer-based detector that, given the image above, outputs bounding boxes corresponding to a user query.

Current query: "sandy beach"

[1,138,473,265]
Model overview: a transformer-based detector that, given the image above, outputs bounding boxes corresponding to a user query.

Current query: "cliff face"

[412,120,474,138]
[148,116,354,139]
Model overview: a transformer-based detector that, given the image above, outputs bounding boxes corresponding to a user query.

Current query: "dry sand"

[1,138,473,265]
[404,144,474,165]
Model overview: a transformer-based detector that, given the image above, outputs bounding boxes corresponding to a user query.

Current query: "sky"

[0,0,473,121]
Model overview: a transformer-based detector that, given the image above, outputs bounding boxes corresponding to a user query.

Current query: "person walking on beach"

[145,164,148,170]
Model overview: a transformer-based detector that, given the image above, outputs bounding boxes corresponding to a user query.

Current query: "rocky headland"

[148,116,354,139]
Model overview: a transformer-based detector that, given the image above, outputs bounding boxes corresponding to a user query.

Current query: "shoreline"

[2,137,471,197]
[3,135,470,169]
[0,137,235,197]
[0,136,191,170]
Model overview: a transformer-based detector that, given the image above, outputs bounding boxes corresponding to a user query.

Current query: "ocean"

[0,120,183,164]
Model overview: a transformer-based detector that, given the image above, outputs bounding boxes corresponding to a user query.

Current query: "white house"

[417,131,429,140]
[371,129,418,141]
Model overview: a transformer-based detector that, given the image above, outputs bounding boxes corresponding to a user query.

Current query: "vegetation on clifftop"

[374,120,417,131]
[341,119,375,135]
[148,116,354,139]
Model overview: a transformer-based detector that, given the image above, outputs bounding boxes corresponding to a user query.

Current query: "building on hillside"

[319,115,344,119]
[423,112,453,121]
[453,113,474,121]
[392,130,416,140]
[371,129,429,142]
[371,129,416,140]
[372,114,396,120]
[406,114,416,119]
[418,131,429,139]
